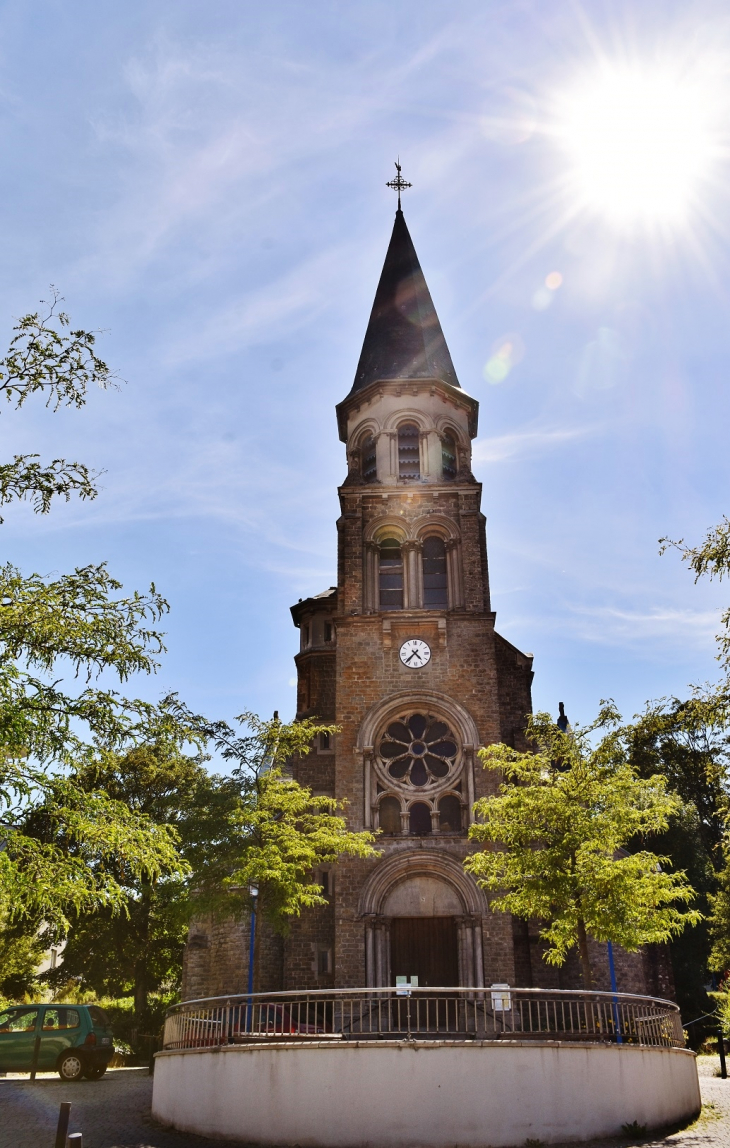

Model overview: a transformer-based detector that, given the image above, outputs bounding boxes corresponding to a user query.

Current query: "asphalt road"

[1,1058,730,1148]
[0,1067,247,1148]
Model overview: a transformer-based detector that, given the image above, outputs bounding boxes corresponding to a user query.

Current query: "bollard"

[30,1035,41,1081]
[54,1102,71,1148]
[718,1028,727,1080]
[67,1135,83,1147]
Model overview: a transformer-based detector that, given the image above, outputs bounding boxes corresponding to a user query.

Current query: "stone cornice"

[336,377,479,443]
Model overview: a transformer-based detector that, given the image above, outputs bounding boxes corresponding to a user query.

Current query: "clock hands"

[399,639,430,667]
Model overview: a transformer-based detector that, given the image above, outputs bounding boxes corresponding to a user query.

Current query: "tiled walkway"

[0,1058,728,1148]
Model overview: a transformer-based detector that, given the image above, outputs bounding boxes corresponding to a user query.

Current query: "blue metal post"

[246,894,257,1032]
[607,940,622,1043]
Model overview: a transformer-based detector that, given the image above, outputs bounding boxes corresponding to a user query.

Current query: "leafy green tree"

[659,524,730,994]
[39,715,377,1024]
[465,706,700,987]
[0,289,113,519]
[177,709,379,929]
[661,520,730,675]
[0,296,197,933]
[38,744,221,1025]
[0,915,46,1002]
[624,695,729,1029]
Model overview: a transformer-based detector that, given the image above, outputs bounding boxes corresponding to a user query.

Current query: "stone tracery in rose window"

[377,713,460,790]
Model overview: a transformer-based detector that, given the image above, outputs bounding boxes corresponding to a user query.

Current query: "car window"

[88,1006,110,1027]
[0,1008,39,1032]
[42,1008,80,1031]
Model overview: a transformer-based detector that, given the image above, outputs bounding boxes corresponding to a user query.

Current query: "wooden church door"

[390,917,459,987]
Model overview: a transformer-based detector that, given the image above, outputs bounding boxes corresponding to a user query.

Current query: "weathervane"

[386,159,412,209]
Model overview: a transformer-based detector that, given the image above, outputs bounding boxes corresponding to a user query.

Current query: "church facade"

[182,204,673,1002]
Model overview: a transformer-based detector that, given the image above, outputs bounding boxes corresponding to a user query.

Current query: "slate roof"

[350,209,460,395]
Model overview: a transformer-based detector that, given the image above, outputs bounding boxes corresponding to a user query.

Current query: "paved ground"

[1,1057,730,1148]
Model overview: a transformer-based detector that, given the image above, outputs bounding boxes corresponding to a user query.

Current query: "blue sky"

[2,0,730,738]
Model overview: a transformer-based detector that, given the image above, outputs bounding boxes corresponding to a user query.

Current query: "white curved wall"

[152,1040,700,1147]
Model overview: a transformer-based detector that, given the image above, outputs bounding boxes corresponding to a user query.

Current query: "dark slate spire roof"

[350,209,460,394]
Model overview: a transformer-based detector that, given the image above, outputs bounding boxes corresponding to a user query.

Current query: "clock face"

[399,639,431,668]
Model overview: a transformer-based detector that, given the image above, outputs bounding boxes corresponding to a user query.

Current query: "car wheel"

[83,1065,106,1081]
[58,1052,84,1082]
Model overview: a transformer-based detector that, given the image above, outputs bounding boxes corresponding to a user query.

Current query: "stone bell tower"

[181,188,675,1002]
[286,199,535,991]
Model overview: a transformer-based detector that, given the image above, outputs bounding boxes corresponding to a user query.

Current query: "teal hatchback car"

[0,1003,114,1081]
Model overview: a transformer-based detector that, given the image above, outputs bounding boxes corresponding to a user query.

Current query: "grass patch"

[620,1122,648,1138]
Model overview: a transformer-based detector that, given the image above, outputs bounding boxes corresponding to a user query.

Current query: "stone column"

[471,915,485,987]
[419,430,430,478]
[445,538,463,608]
[463,746,476,823]
[374,917,391,987]
[403,541,421,609]
[456,917,475,986]
[363,749,374,827]
[363,542,378,612]
[364,917,376,988]
[386,431,398,480]
[373,431,389,483]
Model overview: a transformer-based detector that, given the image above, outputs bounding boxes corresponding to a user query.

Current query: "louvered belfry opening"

[441,432,457,479]
[422,536,448,608]
[398,423,420,479]
[378,538,404,610]
[361,436,377,483]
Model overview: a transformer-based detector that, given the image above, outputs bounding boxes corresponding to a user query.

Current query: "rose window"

[378,714,458,787]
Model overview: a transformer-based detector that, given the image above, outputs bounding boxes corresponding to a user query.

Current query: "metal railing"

[163,987,685,1051]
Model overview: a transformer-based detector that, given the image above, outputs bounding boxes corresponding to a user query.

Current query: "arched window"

[379,538,403,610]
[361,436,377,483]
[438,795,462,834]
[409,802,432,836]
[441,432,457,480]
[422,536,448,608]
[379,796,401,835]
[398,423,420,479]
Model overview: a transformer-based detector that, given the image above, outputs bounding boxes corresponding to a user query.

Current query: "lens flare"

[484,334,525,383]
[554,64,718,225]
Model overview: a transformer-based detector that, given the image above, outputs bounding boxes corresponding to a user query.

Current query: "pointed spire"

[350,209,461,395]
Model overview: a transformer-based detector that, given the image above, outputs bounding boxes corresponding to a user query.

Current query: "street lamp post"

[246,885,259,1032]
[607,940,623,1044]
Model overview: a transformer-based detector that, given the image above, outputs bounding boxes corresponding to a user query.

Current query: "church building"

[182,191,673,1001]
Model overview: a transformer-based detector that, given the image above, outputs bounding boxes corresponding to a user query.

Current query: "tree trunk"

[577,917,592,988]
[133,884,152,1028]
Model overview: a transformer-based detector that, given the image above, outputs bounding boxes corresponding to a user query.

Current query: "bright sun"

[554,65,717,226]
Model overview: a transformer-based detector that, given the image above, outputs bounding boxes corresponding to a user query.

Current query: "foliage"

[0,289,115,520]
[623,694,730,1035]
[659,524,730,1011]
[39,719,377,1023]
[173,709,380,928]
[661,520,730,672]
[0,296,200,932]
[465,706,700,986]
[711,985,730,1039]
[0,915,46,1000]
[39,744,222,1022]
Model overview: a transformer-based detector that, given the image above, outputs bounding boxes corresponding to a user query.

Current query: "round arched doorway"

[383,875,461,987]
[359,851,486,988]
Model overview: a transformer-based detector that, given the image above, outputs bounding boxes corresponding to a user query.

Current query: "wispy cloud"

[537,602,719,650]
[473,422,597,464]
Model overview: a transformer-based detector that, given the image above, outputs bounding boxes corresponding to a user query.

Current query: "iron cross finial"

[386,158,412,210]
